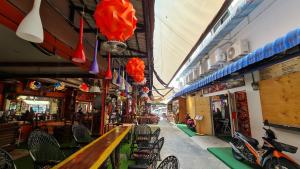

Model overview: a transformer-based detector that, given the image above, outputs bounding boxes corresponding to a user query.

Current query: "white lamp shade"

[90,86,101,93]
[16,0,44,43]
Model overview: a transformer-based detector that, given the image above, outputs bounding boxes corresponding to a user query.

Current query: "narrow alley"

[158,119,229,169]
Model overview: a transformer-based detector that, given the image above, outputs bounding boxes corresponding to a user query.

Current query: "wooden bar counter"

[52,125,132,169]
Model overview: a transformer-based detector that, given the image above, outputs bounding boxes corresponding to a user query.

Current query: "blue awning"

[173,28,300,99]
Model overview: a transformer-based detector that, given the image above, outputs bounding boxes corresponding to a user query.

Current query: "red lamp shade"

[72,15,86,63]
[79,83,89,92]
[105,52,112,79]
[94,0,137,42]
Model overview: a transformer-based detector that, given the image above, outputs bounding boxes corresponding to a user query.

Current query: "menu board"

[260,56,300,80]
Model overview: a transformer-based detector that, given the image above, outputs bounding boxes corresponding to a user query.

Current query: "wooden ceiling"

[0,0,155,89]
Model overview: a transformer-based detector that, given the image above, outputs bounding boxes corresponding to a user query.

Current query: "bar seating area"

[0,123,180,169]
[0,0,179,168]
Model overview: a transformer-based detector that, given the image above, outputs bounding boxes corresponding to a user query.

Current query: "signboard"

[260,56,300,80]
[202,76,245,94]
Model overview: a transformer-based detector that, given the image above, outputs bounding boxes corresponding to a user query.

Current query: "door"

[195,94,212,135]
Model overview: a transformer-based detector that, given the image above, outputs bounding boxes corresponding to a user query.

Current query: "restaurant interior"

[0,0,178,169]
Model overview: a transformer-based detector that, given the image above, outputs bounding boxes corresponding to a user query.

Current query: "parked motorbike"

[185,114,196,131]
[230,121,300,169]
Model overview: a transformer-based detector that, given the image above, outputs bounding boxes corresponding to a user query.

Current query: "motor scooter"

[230,120,300,169]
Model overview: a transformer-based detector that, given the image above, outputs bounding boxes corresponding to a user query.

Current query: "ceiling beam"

[71,4,144,28]
[126,47,147,55]
[74,27,144,33]
[0,73,97,79]
[101,55,147,58]
[0,62,76,67]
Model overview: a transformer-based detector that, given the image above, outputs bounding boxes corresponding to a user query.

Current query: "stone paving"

[159,119,229,169]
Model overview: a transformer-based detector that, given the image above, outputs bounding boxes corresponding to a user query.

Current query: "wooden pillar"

[0,82,4,111]
[100,81,109,135]
[63,88,77,121]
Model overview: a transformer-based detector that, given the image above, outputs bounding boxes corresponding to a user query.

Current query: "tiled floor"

[159,119,229,169]
[191,136,230,150]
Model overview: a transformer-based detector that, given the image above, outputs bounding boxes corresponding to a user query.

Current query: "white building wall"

[225,0,300,161]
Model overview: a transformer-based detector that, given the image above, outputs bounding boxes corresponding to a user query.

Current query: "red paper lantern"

[126,57,145,83]
[94,0,137,42]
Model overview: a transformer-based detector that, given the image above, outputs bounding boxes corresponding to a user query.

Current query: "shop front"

[200,76,252,140]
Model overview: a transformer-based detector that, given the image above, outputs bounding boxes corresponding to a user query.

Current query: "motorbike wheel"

[232,149,243,161]
[265,158,299,169]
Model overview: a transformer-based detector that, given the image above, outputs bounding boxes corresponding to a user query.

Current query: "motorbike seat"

[237,132,259,148]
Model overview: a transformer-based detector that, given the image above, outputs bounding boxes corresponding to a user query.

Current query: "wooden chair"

[0,123,19,152]
[0,148,16,169]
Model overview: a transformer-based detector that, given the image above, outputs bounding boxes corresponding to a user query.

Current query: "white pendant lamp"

[90,85,101,93]
[16,0,44,43]
[121,70,126,91]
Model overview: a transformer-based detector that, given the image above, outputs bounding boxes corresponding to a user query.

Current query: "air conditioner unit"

[193,68,199,81]
[227,40,249,62]
[198,65,204,78]
[215,48,227,65]
[185,75,189,85]
[179,81,184,88]
[207,57,218,72]
[201,58,208,75]
[188,71,194,84]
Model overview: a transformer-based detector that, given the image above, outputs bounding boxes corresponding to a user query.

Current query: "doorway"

[211,94,232,141]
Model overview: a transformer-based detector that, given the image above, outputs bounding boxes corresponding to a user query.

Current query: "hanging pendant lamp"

[117,66,121,85]
[72,14,86,63]
[125,74,128,95]
[89,38,99,74]
[16,0,44,43]
[105,52,112,79]
[121,70,126,91]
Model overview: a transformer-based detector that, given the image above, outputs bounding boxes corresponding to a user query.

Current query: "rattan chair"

[128,152,158,169]
[72,124,94,147]
[149,128,161,146]
[0,148,16,169]
[154,137,164,161]
[28,130,66,169]
[132,137,164,164]
[157,156,179,169]
[28,130,60,150]
[130,125,152,156]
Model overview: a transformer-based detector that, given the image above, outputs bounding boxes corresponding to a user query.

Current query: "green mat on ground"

[106,143,135,169]
[176,124,196,137]
[207,147,258,169]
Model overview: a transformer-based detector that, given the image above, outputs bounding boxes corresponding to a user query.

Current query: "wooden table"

[52,126,132,169]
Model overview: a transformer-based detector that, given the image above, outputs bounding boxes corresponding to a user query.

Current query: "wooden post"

[100,80,109,135]
[0,82,4,111]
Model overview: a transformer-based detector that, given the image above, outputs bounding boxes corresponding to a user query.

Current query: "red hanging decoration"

[142,86,149,94]
[126,57,145,83]
[105,52,112,79]
[79,83,89,92]
[93,0,137,42]
[72,15,86,63]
